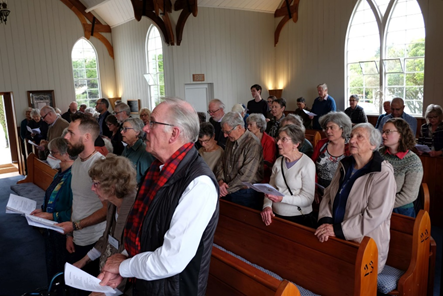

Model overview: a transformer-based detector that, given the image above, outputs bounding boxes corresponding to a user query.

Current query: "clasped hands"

[314,224,335,242]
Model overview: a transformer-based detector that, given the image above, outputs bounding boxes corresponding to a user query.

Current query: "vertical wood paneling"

[112,7,275,111]
[0,0,116,121]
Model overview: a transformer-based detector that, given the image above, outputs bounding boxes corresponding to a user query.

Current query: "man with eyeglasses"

[377,98,417,135]
[208,98,227,149]
[114,102,131,123]
[215,112,264,210]
[37,106,69,158]
[98,98,218,296]
[95,98,112,138]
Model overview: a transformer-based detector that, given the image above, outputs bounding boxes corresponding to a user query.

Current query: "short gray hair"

[48,137,69,155]
[280,114,305,133]
[247,113,267,133]
[231,104,245,114]
[124,118,146,139]
[319,111,352,139]
[317,83,327,90]
[162,97,200,142]
[115,103,131,116]
[209,99,225,111]
[41,106,55,114]
[353,123,381,149]
[278,124,305,145]
[31,109,41,117]
[221,112,244,129]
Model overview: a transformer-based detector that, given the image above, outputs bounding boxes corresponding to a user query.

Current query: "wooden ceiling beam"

[175,0,198,45]
[60,0,114,59]
[274,0,300,46]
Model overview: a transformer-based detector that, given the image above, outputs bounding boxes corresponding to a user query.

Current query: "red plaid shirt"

[124,143,194,257]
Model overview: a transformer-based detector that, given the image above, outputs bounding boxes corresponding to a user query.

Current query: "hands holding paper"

[98,253,127,288]
[265,193,283,203]
[30,208,53,220]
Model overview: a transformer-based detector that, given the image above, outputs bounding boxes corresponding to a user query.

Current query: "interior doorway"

[0,93,19,176]
[184,83,214,120]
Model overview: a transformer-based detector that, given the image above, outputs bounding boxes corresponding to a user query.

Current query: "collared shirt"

[385,149,409,160]
[122,138,154,185]
[215,130,263,193]
[119,175,217,280]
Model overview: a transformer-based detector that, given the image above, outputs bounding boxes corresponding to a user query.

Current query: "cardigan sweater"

[263,154,315,216]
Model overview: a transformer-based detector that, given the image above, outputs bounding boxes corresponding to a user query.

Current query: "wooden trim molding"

[60,0,114,59]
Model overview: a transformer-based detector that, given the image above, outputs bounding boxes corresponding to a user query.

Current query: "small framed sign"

[27,90,55,110]
[192,74,205,82]
[127,99,141,114]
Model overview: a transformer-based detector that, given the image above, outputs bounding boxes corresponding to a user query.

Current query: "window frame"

[145,25,166,110]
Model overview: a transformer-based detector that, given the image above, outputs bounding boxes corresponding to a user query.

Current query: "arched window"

[71,38,101,107]
[146,25,165,109]
[346,0,425,115]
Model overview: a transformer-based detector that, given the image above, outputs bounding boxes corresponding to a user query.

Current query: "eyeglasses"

[349,100,357,102]
[223,126,237,135]
[92,181,101,188]
[149,120,174,128]
[391,108,403,111]
[106,123,113,127]
[323,125,341,132]
[199,138,212,144]
[49,150,59,156]
[382,129,399,135]
[427,116,438,120]
[113,111,123,115]
[42,111,51,120]
[277,137,292,143]
[121,127,134,132]
[207,108,220,115]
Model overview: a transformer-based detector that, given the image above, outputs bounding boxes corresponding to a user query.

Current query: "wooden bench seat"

[304,129,321,148]
[215,200,378,296]
[382,210,431,295]
[208,246,300,296]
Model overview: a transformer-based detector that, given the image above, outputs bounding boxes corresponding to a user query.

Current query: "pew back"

[304,129,321,148]
[208,247,300,296]
[215,200,378,296]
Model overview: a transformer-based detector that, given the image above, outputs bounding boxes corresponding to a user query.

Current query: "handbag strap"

[280,158,293,195]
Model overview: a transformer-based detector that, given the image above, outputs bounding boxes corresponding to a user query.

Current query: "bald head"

[390,98,405,118]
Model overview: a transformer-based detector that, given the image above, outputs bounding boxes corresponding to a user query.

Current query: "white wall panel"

[112,7,275,112]
[0,0,116,123]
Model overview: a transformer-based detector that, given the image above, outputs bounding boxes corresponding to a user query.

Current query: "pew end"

[17,153,57,190]
[386,210,431,295]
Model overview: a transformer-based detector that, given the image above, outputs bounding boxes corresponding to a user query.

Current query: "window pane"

[71,39,101,108]
[147,26,165,109]
[386,73,405,86]
[406,73,424,86]
[405,57,424,72]
[383,59,403,73]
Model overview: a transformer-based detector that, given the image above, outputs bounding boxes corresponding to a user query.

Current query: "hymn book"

[6,194,36,215]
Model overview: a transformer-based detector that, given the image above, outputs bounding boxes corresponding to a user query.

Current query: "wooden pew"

[215,200,378,296]
[208,246,300,296]
[17,153,57,190]
[304,129,321,148]
[385,211,431,295]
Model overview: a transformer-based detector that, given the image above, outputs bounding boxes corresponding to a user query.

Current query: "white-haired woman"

[247,113,276,183]
[418,104,443,157]
[315,123,396,274]
[121,118,154,185]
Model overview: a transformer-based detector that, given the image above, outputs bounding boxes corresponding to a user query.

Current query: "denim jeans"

[393,204,416,218]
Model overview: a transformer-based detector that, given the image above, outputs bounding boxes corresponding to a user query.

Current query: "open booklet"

[64,263,122,295]
[242,182,284,196]
[6,194,37,214]
[25,214,64,234]
[415,144,431,154]
[26,126,41,135]
[303,109,317,117]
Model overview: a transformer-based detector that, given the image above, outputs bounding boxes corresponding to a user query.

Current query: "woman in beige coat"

[315,123,396,273]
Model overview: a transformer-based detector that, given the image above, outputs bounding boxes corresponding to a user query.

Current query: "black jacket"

[134,147,219,296]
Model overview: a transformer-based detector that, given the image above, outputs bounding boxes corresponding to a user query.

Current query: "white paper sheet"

[303,109,317,116]
[64,263,121,295]
[25,214,65,234]
[26,126,41,134]
[415,144,431,153]
[6,194,37,215]
[28,140,39,147]
[242,182,284,196]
